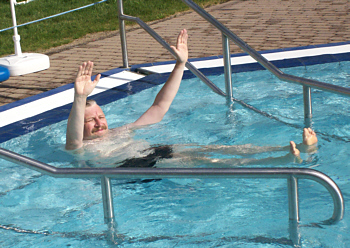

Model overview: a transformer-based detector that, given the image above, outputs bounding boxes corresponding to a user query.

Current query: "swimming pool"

[0,44,349,247]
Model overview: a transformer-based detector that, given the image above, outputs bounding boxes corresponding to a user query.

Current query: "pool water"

[0,61,349,247]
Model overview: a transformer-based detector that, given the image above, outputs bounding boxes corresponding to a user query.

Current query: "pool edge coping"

[0,41,350,143]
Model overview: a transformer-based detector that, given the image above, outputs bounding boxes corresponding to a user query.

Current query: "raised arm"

[132,29,188,127]
[65,61,101,150]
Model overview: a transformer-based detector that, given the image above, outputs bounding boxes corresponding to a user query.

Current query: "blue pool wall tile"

[1,42,350,143]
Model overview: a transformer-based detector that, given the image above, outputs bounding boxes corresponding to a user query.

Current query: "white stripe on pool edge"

[0,44,349,129]
[0,71,144,128]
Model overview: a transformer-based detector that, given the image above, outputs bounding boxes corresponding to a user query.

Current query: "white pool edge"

[0,42,350,129]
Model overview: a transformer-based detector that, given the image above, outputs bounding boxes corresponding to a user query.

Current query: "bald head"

[83,101,108,139]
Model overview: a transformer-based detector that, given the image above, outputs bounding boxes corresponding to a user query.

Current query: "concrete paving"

[1,0,349,106]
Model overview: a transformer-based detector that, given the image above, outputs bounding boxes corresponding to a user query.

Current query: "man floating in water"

[66,29,188,150]
[65,29,318,167]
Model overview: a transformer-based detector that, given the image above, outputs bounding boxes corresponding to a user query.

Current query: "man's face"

[83,104,108,140]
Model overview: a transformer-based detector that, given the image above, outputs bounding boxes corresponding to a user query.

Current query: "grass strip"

[0,0,230,56]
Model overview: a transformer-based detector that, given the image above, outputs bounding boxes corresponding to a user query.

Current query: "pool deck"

[1,0,350,107]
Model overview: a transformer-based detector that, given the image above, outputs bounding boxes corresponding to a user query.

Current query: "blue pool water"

[0,61,349,247]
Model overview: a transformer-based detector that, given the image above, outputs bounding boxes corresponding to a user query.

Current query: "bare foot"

[289,141,300,157]
[290,141,303,163]
[302,128,318,146]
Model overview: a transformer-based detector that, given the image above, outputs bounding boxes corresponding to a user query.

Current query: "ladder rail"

[181,0,349,127]
[117,0,349,126]
[182,0,350,97]
[120,14,226,97]
[0,147,344,225]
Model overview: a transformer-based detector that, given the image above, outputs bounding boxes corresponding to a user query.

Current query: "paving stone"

[1,0,349,106]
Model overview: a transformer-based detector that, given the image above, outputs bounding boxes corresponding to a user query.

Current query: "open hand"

[74,61,101,97]
[171,29,188,64]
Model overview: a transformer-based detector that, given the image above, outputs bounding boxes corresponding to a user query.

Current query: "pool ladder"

[117,0,348,245]
[0,147,344,246]
[0,0,348,246]
[117,0,350,128]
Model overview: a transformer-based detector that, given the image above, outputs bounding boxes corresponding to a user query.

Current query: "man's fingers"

[94,74,101,84]
[177,29,188,47]
[77,61,99,87]
[77,65,83,77]
[86,61,93,76]
[177,30,183,46]
[77,62,87,77]
[182,29,188,45]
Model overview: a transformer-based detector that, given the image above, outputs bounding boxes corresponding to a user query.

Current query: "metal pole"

[0,147,344,224]
[287,175,299,222]
[222,33,233,102]
[182,0,350,98]
[119,14,226,97]
[288,220,301,247]
[10,0,22,56]
[117,0,129,68]
[101,176,115,226]
[287,176,301,246]
[303,86,312,128]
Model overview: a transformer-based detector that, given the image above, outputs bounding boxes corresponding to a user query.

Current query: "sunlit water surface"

[0,61,349,247]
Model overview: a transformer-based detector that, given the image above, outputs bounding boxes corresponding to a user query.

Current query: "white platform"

[0,53,50,76]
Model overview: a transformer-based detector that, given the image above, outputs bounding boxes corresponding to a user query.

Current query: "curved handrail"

[0,147,344,224]
[182,0,350,97]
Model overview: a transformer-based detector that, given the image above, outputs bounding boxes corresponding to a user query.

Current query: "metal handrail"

[119,13,226,97]
[181,0,349,127]
[0,147,344,226]
[182,0,350,97]
[117,0,349,126]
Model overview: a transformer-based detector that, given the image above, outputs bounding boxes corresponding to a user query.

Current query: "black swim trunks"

[116,145,173,168]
